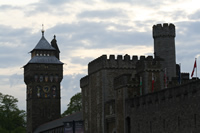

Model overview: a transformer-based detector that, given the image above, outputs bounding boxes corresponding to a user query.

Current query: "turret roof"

[31,35,56,52]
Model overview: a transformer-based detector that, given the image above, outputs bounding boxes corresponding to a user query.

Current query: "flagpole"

[196,58,197,79]
[179,63,181,84]
[191,58,197,78]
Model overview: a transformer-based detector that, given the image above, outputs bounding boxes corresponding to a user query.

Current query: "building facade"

[24,31,63,133]
[80,23,199,133]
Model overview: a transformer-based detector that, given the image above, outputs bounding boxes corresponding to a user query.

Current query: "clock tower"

[24,30,63,133]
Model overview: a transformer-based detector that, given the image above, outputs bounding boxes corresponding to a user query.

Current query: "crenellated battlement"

[88,54,138,74]
[88,55,163,74]
[136,56,164,72]
[153,23,175,38]
[130,80,200,109]
[80,75,89,88]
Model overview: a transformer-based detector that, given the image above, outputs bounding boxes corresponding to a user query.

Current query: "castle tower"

[24,30,63,133]
[153,23,176,81]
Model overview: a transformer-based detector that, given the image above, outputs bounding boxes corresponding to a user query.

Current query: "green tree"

[0,92,26,133]
[62,92,82,116]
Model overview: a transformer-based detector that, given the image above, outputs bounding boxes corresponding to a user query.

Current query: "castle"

[80,23,200,133]
[24,23,200,133]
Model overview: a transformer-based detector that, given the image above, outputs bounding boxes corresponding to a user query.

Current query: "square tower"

[24,31,63,133]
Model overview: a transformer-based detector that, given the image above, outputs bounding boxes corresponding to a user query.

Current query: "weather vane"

[41,24,45,36]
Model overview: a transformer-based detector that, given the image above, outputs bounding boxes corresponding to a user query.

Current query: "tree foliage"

[62,92,82,116]
[0,92,26,133]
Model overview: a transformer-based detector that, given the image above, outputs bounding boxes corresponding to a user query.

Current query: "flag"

[191,59,197,77]
[152,73,154,92]
[164,68,167,88]
[140,77,142,95]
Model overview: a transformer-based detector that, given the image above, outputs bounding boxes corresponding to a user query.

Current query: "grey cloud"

[103,0,163,7]
[9,74,23,87]
[48,21,152,52]
[24,2,65,16]
[41,0,95,6]
[103,0,182,8]
[43,0,71,5]
[61,74,84,112]
[188,10,200,20]
[70,57,93,66]
[0,52,28,68]
[62,74,85,91]
[25,0,93,16]
[0,25,42,68]
[173,21,200,73]
[176,21,200,42]
[0,5,22,11]
[78,9,127,19]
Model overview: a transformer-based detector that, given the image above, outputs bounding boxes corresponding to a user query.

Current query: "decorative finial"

[41,24,45,36]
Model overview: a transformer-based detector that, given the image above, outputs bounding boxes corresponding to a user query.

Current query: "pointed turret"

[25,30,63,65]
[51,35,60,59]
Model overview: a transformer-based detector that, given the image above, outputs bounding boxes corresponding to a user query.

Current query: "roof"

[34,111,83,133]
[27,56,63,64]
[32,36,56,52]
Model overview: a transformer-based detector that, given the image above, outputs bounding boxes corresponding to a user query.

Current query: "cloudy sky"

[0,0,200,113]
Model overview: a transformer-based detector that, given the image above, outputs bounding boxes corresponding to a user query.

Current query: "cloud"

[78,9,127,19]
[103,0,183,8]
[0,25,42,68]
[9,74,23,87]
[70,57,93,66]
[0,5,22,11]
[61,74,85,112]
[188,10,200,20]
[48,21,152,51]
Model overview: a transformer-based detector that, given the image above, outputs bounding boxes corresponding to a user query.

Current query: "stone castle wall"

[81,54,166,133]
[127,80,200,133]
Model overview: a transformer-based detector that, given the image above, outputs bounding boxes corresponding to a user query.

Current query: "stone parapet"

[88,54,138,74]
[153,23,175,38]
[130,80,200,109]
[88,55,164,75]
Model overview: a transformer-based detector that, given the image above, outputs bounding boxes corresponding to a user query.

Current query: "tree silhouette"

[62,92,82,116]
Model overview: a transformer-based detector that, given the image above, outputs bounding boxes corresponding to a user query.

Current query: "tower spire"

[41,24,45,36]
